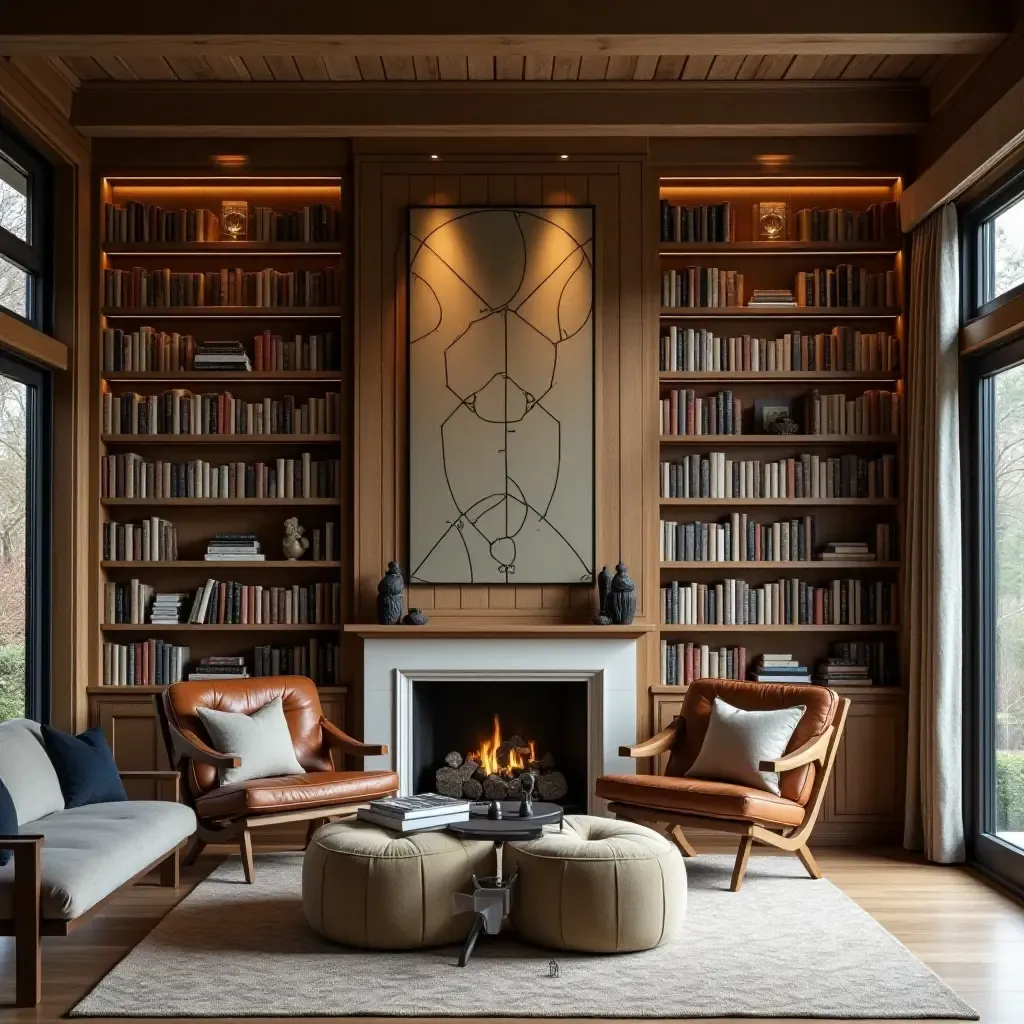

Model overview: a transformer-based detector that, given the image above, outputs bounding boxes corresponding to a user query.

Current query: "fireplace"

[412,679,589,810]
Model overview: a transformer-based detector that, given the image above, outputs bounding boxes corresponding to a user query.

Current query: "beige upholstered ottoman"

[302,820,494,949]
[506,814,686,952]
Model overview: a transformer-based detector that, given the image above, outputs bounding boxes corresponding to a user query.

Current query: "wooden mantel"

[344,624,655,640]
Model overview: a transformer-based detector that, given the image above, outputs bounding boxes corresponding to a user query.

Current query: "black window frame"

[0,124,52,334]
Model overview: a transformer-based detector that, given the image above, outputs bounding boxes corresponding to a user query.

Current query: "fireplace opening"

[411,679,589,811]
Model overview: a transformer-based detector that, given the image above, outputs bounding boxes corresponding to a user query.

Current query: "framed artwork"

[754,397,794,432]
[407,206,595,585]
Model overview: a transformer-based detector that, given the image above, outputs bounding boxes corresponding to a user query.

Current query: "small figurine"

[487,799,503,821]
[518,771,535,818]
[768,414,800,435]
[608,563,636,625]
[597,566,613,616]
[376,561,405,625]
[282,517,309,561]
[547,959,560,979]
[402,608,429,626]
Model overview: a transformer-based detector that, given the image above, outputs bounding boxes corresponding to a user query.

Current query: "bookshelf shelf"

[87,685,348,695]
[659,561,900,569]
[100,434,341,445]
[102,306,343,319]
[100,624,341,633]
[102,561,342,569]
[101,497,338,507]
[659,497,898,507]
[659,434,898,445]
[658,624,900,633]
[658,371,899,383]
[103,241,342,255]
[660,307,900,320]
[102,371,342,382]
[659,241,900,256]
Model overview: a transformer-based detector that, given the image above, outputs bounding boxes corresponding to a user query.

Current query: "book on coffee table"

[357,807,469,832]
[367,793,471,820]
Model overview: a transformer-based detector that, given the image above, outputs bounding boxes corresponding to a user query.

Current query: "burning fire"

[469,715,537,778]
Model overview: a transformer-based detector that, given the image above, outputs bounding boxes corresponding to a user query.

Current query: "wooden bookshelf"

[96,173,347,690]
[655,174,905,690]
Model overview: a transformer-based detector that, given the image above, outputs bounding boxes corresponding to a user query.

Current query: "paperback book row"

[101,453,341,499]
[660,390,741,436]
[103,578,342,625]
[102,390,339,436]
[658,327,900,374]
[804,389,901,437]
[660,577,899,626]
[102,518,178,562]
[659,452,897,500]
[102,201,341,243]
[101,328,340,373]
[793,203,900,243]
[186,642,342,683]
[99,639,341,687]
[661,268,745,309]
[659,202,734,243]
[103,266,342,308]
[794,266,896,308]
[661,643,748,685]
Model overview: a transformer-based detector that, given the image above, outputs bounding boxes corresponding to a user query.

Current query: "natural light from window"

[993,194,1024,301]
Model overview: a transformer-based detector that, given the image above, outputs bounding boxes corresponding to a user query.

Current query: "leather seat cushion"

[596,773,805,828]
[195,770,399,819]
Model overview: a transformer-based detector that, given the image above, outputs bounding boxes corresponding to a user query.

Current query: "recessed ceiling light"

[560,154,569,160]
[430,154,439,160]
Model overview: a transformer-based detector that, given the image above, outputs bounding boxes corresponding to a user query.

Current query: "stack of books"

[188,655,249,681]
[205,534,264,561]
[817,541,875,562]
[747,289,796,307]
[815,658,872,687]
[356,794,471,833]
[149,592,188,625]
[749,653,812,684]
[193,340,252,372]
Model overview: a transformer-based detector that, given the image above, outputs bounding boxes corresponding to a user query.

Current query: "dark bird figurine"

[377,561,405,625]
[608,563,637,625]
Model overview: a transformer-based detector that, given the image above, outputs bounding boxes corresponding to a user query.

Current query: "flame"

[468,715,536,778]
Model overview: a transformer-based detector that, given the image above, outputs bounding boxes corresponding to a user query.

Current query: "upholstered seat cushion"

[595,773,806,827]
[302,820,494,949]
[506,815,686,953]
[195,770,399,819]
[0,801,196,921]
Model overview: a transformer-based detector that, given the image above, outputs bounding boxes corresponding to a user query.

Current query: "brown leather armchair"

[156,675,398,882]
[596,678,850,891]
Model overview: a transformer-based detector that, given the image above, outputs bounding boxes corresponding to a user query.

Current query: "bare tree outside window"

[0,170,29,318]
[0,374,26,720]
[993,196,1024,301]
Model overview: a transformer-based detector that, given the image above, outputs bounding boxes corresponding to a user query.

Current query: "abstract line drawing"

[408,206,595,585]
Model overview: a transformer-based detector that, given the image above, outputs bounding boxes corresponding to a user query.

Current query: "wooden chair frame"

[609,697,850,892]
[0,770,183,1008]
[155,695,394,882]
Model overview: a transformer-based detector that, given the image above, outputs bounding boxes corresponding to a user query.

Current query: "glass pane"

[0,374,27,722]
[0,153,28,242]
[0,255,28,319]
[992,194,1024,301]
[993,362,1024,849]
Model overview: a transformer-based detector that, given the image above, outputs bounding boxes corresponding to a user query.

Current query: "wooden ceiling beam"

[69,81,928,137]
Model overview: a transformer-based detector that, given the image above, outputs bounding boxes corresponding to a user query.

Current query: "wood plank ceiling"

[50,53,948,85]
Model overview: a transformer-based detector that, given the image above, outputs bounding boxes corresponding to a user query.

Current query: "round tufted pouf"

[302,820,494,949]
[505,814,686,952]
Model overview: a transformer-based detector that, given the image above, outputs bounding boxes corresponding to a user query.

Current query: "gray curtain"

[903,203,964,863]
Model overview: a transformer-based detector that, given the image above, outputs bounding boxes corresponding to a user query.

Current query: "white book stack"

[194,341,252,372]
[149,592,188,625]
[817,541,875,561]
[356,794,471,833]
[205,533,264,561]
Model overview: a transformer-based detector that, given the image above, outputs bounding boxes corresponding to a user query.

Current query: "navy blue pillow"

[0,780,16,866]
[41,725,127,808]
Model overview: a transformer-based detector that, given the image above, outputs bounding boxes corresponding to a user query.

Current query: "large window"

[0,128,50,331]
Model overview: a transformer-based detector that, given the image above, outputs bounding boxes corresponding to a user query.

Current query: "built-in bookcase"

[94,175,347,692]
[654,175,905,691]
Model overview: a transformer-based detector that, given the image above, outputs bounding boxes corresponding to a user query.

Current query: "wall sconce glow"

[430,154,440,160]
[755,153,794,172]
[211,154,249,171]
[560,154,569,160]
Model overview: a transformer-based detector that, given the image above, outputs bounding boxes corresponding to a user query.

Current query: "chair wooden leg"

[239,831,255,884]
[182,836,206,867]
[795,844,822,880]
[730,836,754,892]
[14,842,41,1007]
[159,847,180,887]
[668,825,697,857]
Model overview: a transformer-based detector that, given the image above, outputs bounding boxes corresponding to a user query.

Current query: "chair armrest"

[759,727,833,773]
[119,770,181,802]
[618,718,682,759]
[320,717,388,757]
[167,723,241,769]
[0,835,44,850]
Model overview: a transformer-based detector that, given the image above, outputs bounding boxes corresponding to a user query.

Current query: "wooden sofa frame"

[609,697,850,892]
[0,770,184,1008]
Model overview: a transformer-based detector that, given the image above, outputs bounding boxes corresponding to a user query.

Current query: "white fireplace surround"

[359,635,640,815]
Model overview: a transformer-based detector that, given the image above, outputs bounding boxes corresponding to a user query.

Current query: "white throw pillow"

[685,697,806,795]
[196,696,306,786]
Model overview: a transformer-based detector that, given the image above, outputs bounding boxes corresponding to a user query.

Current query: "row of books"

[660,515,816,564]
[660,389,741,436]
[103,202,342,244]
[661,268,745,309]
[805,389,900,437]
[101,454,341,499]
[794,267,897,308]
[102,390,340,436]
[103,267,342,308]
[659,453,897,500]
[660,577,899,626]
[103,518,177,562]
[101,328,340,373]
[661,644,748,685]
[794,203,900,243]
[659,202,734,243]
[658,328,900,374]
[99,639,342,686]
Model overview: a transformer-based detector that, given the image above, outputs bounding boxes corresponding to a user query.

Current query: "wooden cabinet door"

[91,693,169,801]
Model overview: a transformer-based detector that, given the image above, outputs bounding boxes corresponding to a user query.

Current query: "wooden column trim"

[0,311,68,370]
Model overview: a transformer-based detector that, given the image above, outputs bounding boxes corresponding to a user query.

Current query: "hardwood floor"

[2,842,1022,1023]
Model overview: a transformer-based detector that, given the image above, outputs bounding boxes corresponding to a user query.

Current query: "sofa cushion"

[41,725,127,808]
[0,719,64,825]
[195,770,399,819]
[0,780,16,866]
[596,773,806,828]
[0,800,196,922]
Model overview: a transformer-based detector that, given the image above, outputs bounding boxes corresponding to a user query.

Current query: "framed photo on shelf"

[754,397,795,433]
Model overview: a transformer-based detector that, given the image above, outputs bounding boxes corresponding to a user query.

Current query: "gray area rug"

[72,853,977,1019]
